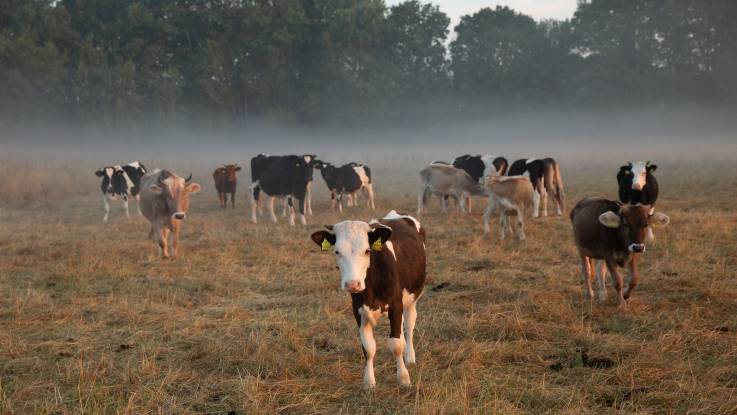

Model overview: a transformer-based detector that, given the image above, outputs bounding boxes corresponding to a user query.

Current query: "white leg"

[288,198,296,226]
[416,188,425,215]
[103,195,110,223]
[517,210,526,241]
[595,260,607,302]
[281,196,288,217]
[268,196,278,223]
[483,199,493,234]
[540,186,548,217]
[338,193,344,213]
[366,185,375,210]
[305,181,313,216]
[499,212,507,240]
[136,194,142,215]
[403,302,417,365]
[123,197,130,218]
[359,315,377,388]
[533,190,541,218]
[388,336,410,386]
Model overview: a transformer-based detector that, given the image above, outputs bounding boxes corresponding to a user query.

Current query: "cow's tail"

[553,161,565,212]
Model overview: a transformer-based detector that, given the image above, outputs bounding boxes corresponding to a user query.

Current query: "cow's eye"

[334,251,340,256]
[365,249,370,256]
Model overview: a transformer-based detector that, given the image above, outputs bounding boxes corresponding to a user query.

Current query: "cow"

[507,158,565,217]
[451,154,508,213]
[483,176,539,240]
[317,161,375,212]
[310,210,426,388]
[213,164,241,209]
[417,163,486,215]
[250,154,316,226]
[95,161,147,222]
[617,161,658,207]
[570,197,669,304]
[139,169,201,259]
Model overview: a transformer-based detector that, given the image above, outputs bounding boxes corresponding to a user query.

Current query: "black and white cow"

[250,154,316,226]
[315,161,375,212]
[618,161,658,207]
[451,155,508,213]
[95,161,147,222]
[311,210,426,388]
[507,158,565,217]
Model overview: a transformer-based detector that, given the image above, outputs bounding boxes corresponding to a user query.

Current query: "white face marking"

[383,210,421,233]
[303,155,312,163]
[332,221,373,292]
[480,155,500,178]
[525,158,538,165]
[353,166,370,186]
[629,161,648,191]
[127,161,142,169]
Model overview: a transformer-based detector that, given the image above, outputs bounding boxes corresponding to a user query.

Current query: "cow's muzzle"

[629,243,645,253]
[172,212,186,220]
[343,280,364,293]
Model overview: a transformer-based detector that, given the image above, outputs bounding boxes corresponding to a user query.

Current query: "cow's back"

[380,217,426,294]
[139,170,166,222]
[507,159,528,176]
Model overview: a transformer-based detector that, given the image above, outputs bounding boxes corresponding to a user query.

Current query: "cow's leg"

[402,295,418,365]
[483,198,494,234]
[268,196,278,223]
[388,303,410,386]
[499,211,508,240]
[532,189,541,218]
[102,195,110,223]
[581,256,595,300]
[218,192,224,209]
[623,256,640,300]
[337,192,344,213]
[594,259,607,302]
[231,191,236,209]
[122,195,130,218]
[287,197,296,226]
[281,196,288,217]
[170,222,180,259]
[249,185,259,223]
[516,209,526,241]
[466,196,472,214]
[157,225,169,259]
[305,181,313,216]
[458,192,468,214]
[358,308,378,388]
[539,179,548,217]
[296,197,306,226]
[136,194,142,216]
[364,185,376,210]
[605,258,626,305]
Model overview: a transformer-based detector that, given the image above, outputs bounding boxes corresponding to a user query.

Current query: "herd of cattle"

[95,154,668,388]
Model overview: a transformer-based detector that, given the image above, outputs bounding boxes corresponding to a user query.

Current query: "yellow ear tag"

[321,239,332,251]
[371,239,383,252]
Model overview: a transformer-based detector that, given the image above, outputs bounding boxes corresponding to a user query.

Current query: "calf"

[452,155,508,213]
[310,210,426,388]
[483,176,539,240]
[250,154,315,226]
[213,164,241,209]
[507,158,565,217]
[139,169,201,259]
[417,163,486,215]
[95,161,147,222]
[570,197,669,304]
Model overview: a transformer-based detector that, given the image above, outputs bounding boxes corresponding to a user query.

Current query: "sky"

[385,0,578,31]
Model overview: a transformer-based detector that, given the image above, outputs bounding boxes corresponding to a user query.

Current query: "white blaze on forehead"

[383,210,421,233]
[480,155,501,177]
[630,161,648,190]
[303,155,312,163]
[353,166,370,186]
[104,167,114,178]
[127,161,142,170]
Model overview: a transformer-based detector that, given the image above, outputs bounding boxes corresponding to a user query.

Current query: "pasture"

[1,154,736,414]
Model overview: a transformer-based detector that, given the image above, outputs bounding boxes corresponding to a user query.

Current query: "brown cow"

[139,169,201,259]
[213,164,241,209]
[483,176,539,240]
[570,197,669,304]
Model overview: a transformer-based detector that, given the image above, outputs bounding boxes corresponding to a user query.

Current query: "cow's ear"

[647,164,657,173]
[311,230,335,251]
[648,212,669,227]
[368,224,392,251]
[149,184,163,194]
[95,169,104,177]
[598,211,621,228]
[186,183,201,194]
[235,166,242,171]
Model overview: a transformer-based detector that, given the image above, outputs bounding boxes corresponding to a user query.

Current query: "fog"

[3,106,736,174]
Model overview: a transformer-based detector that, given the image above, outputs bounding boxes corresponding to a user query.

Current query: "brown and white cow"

[483,176,539,240]
[417,163,486,215]
[139,169,201,259]
[310,210,426,388]
[570,197,669,304]
[213,164,241,209]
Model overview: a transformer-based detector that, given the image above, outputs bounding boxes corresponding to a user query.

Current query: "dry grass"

[1,156,737,414]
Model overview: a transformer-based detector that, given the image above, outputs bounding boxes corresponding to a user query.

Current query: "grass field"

[1,155,736,414]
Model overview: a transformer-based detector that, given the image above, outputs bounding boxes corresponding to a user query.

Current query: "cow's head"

[311,221,392,293]
[96,166,127,195]
[222,164,241,182]
[598,204,669,253]
[622,161,657,191]
[148,171,201,220]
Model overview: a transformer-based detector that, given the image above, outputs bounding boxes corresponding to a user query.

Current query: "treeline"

[1,0,736,125]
